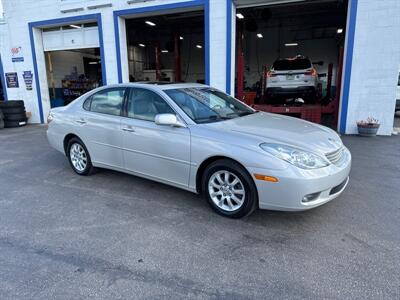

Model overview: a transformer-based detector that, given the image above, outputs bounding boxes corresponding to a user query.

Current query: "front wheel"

[67,138,94,175]
[203,159,258,218]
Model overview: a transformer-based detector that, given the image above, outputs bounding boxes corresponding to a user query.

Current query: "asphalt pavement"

[0,124,399,299]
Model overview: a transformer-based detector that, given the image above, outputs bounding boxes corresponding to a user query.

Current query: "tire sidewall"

[67,138,93,175]
[203,160,257,218]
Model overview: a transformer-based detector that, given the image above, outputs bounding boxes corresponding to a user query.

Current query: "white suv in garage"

[266,55,320,103]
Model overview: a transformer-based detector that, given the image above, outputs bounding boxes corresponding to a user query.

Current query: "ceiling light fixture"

[257,33,263,38]
[180,36,184,40]
[145,21,156,26]
[285,43,298,47]
[161,50,169,53]
[196,45,202,49]
[337,28,343,34]
[139,43,145,47]
[69,24,81,29]
[236,13,244,19]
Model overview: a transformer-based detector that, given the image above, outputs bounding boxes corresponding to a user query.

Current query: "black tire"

[1,107,26,114]
[0,100,24,108]
[4,113,27,121]
[66,137,94,176]
[4,119,27,128]
[202,159,258,218]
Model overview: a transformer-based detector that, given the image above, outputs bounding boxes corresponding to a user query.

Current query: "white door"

[121,88,191,188]
[77,87,126,169]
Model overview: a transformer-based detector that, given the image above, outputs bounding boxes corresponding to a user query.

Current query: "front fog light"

[302,192,321,203]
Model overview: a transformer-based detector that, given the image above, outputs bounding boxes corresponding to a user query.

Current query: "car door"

[77,87,126,169]
[121,87,191,188]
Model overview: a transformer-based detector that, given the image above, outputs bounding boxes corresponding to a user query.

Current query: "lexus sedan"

[47,82,351,218]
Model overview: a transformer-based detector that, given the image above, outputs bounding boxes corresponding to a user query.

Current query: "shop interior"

[235,0,348,126]
[125,9,205,83]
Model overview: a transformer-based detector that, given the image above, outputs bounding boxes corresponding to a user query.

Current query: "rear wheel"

[67,138,94,175]
[202,159,258,218]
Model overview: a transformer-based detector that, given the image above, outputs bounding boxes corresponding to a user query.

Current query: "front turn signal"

[254,174,279,182]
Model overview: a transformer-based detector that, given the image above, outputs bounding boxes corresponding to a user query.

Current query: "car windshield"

[165,87,255,123]
[273,58,312,70]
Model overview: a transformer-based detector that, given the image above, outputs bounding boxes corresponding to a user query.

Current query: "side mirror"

[155,113,185,127]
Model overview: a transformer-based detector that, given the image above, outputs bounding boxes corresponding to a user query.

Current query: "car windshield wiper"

[195,115,230,123]
[226,111,256,117]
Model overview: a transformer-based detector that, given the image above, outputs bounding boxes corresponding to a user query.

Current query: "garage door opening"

[235,0,348,127]
[45,48,102,107]
[41,22,102,107]
[125,10,205,83]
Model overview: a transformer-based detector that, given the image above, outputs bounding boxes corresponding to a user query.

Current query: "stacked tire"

[0,107,4,129]
[0,101,27,128]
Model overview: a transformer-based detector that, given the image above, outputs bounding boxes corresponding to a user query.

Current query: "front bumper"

[248,147,351,211]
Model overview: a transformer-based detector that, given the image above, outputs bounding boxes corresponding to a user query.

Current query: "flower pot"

[357,125,379,137]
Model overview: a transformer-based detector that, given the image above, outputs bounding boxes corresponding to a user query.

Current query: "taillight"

[305,68,317,77]
[267,71,277,77]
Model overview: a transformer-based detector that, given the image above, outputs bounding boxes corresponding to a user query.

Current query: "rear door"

[121,87,191,188]
[78,87,126,169]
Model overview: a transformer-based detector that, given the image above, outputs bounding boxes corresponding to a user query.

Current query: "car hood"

[204,112,342,155]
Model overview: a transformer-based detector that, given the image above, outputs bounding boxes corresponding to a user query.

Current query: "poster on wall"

[22,71,33,90]
[5,72,19,88]
[11,46,24,63]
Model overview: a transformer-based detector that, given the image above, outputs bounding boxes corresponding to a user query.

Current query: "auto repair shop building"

[0,0,399,135]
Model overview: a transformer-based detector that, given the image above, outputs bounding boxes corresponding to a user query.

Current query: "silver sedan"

[47,83,351,218]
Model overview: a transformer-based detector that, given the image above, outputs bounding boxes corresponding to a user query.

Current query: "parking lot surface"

[0,125,399,299]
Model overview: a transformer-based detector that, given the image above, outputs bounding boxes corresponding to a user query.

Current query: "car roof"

[102,82,207,91]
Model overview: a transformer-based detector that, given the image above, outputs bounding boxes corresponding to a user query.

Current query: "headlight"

[260,143,329,169]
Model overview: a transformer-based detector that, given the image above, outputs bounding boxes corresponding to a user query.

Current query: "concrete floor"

[0,125,399,299]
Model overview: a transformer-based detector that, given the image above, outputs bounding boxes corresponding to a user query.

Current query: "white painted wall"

[344,0,400,135]
[208,0,228,91]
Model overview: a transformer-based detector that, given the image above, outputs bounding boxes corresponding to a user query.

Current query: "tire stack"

[0,107,4,129]
[0,101,27,128]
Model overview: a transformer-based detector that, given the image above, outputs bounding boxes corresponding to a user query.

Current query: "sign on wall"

[22,71,33,90]
[5,72,19,88]
[11,46,24,63]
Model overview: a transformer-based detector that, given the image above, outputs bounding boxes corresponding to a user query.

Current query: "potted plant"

[357,117,380,137]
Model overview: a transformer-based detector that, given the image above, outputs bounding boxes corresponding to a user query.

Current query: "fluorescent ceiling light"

[161,50,169,53]
[145,21,156,26]
[256,33,263,38]
[285,43,298,46]
[337,28,343,34]
[196,45,202,49]
[180,36,184,40]
[139,43,145,47]
[236,13,244,19]
[69,24,81,29]
[88,61,98,65]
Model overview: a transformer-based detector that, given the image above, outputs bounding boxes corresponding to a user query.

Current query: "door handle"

[76,119,86,125]
[122,127,135,132]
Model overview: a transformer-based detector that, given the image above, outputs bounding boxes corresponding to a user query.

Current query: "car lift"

[236,31,344,126]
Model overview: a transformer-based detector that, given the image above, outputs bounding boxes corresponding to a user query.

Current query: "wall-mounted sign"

[5,72,19,88]
[11,46,24,63]
[22,71,33,90]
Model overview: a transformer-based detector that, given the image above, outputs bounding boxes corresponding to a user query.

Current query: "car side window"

[88,88,125,116]
[127,88,174,122]
[83,97,91,111]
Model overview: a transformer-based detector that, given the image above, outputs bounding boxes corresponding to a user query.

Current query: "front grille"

[325,147,344,165]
